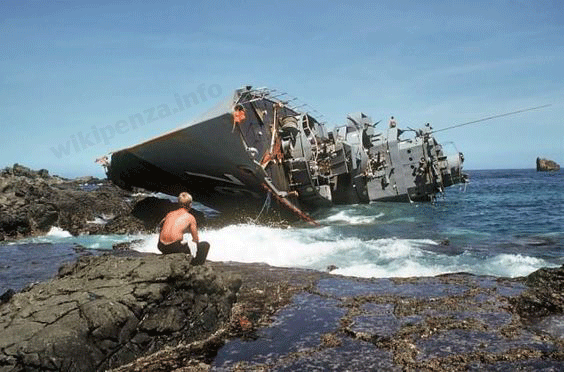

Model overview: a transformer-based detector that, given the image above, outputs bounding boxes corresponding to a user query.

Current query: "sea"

[1,168,563,294]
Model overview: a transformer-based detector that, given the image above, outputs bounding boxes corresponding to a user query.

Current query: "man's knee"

[193,241,210,265]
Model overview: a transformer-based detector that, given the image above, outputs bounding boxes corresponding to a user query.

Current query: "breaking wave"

[6,169,563,280]
[12,223,558,281]
[131,222,555,279]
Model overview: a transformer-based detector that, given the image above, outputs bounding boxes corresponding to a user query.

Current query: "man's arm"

[187,214,199,243]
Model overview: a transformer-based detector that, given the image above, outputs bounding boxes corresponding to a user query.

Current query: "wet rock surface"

[3,257,564,371]
[109,264,564,372]
[512,265,564,318]
[0,254,239,372]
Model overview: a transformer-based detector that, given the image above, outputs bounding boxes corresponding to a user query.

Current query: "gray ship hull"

[103,87,467,223]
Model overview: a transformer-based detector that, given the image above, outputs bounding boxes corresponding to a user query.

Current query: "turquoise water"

[1,169,563,293]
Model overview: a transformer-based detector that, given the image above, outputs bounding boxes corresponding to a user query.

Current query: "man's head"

[178,192,193,208]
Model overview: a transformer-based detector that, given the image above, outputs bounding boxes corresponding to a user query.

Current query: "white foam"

[71,233,145,250]
[203,224,335,266]
[370,238,432,259]
[12,220,557,279]
[46,226,72,238]
[180,224,441,277]
[333,261,450,278]
[86,217,108,225]
[133,234,162,254]
[16,229,149,251]
[477,254,553,278]
[323,210,385,225]
[328,251,553,279]
[172,223,553,279]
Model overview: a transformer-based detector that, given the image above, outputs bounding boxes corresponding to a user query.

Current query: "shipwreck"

[101,86,467,223]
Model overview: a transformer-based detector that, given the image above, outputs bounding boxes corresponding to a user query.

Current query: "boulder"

[536,157,560,171]
[0,254,240,372]
[511,264,564,318]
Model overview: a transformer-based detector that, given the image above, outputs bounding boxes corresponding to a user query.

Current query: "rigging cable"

[260,182,320,226]
[254,191,272,223]
[432,104,551,134]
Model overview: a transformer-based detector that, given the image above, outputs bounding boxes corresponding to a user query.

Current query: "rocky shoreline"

[112,261,564,371]
[2,251,564,371]
[0,164,213,242]
[0,164,142,240]
[2,164,564,370]
[0,252,239,371]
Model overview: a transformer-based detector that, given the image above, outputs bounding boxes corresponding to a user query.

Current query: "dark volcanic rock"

[536,157,560,171]
[0,254,239,372]
[112,239,145,252]
[3,257,564,371]
[0,164,203,240]
[512,264,564,318]
[0,164,137,239]
[114,265,564,372]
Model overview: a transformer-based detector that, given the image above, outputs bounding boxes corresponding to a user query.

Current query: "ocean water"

[1,169,563,294]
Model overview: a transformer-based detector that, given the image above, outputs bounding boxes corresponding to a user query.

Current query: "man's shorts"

[158,240,191,255]
[158,241,210,265]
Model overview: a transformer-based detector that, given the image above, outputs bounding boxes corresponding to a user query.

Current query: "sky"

[1,0,563,178]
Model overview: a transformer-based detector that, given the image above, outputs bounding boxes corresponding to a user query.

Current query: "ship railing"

[238,87,327,125]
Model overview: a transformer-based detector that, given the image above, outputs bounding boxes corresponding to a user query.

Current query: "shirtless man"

[158,192,210,264]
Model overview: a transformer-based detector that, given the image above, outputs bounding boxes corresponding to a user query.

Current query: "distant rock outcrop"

[536,157,560,172]
[0,254,240,371]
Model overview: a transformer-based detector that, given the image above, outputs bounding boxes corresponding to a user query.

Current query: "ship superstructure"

[104,86,467,223]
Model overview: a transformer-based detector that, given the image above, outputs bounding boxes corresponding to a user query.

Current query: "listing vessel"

[102,86,467,223]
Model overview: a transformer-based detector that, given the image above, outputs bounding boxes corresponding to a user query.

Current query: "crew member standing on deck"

[389,116,397,128]
[158,192,210,265]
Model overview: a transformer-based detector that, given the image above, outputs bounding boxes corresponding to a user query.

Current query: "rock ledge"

[0,254,239,372]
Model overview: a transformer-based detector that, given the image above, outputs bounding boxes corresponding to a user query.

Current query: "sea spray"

[47,226,73,238]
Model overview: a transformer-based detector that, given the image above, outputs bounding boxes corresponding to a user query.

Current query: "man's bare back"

[159,208,198,245]
[157,192,210,264]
